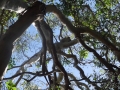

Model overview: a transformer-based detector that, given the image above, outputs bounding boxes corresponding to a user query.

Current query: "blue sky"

[4,0,104,90]
[11,25,100,89]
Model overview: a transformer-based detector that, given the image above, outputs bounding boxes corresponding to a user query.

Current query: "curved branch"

[46,5,76,33]
[34,20,47,74]
[15,49,43,75]
[46,5,120,61]
[1,1,120,54]
[68,73,89,90]
[77,36,116,72]
[13,38,78,85]
[60,51,100,89]
[13,49,43,85]
[39,19,71,90]
[0,2,46,81]
[4,71,54,80]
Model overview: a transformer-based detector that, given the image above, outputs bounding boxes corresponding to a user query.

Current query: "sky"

[3,0,103,90]
[7,25,99,90]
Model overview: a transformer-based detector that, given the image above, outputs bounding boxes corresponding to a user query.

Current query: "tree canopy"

[0,0,120,90]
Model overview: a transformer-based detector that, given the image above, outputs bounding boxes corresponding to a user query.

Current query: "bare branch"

[3,71,54,80]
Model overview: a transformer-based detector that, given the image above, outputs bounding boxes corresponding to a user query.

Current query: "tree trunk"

[0,1,45,81]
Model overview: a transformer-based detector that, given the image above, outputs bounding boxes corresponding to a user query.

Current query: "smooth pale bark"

[15,39,78,74]
[0,1,45,81]
[0,0,28,13]
[0,0,119,52]
[46,5,118,50]
[0,1,120,89]
[13,38,78,85]
[1,0,119,62]
[35,19,71,89]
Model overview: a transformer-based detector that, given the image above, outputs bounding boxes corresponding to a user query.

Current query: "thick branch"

[77,36,115,72]
[46,5,76,34]
[0,1,119,53]
[46,5,120,59]
[0,1,45,81]
[15,49,43,75]
[39,19,71,89]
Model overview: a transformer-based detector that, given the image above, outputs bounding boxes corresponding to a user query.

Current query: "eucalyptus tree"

[0,0,120,90]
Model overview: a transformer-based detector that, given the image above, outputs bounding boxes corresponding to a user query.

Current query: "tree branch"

[46,5,120,62]
[0,1,45,81]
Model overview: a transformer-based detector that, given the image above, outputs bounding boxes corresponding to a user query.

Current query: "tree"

[0,0,120,90]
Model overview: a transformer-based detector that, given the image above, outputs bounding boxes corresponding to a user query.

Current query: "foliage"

[1,0,120,90]
[8,58,16,69]
[6,80,17,90]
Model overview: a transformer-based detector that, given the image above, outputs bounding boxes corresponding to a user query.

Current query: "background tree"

[0,0,120,90]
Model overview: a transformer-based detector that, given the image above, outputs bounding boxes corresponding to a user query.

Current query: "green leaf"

[79,50,88,59]
[6,80,17,90]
